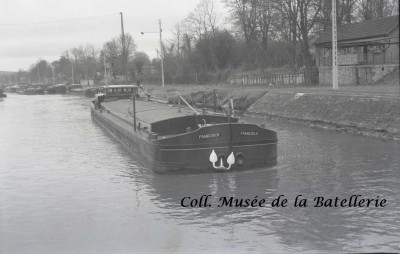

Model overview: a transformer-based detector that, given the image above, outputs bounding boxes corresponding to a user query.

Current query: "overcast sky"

[0,0,226,72]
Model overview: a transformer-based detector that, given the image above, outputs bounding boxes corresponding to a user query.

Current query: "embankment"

[248,91,400,139]
[141,84,400,139]
[148,85,268,111]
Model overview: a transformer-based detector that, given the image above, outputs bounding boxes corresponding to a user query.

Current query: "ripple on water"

[1,94,399,253]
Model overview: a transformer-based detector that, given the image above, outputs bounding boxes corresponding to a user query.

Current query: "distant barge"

[10,84,67,95]
[0,89,6,98]
[90,85,277,173]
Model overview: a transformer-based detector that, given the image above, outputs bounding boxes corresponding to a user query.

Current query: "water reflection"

[118,115,400,252]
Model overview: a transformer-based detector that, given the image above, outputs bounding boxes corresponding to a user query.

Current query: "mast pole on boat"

[230,98,234,117]
[228,98,232,153]
[213,89,216,113]
[175,91,199,115]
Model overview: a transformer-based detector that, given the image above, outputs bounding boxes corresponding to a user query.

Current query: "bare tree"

[317,0,358,30]
[103,38,120,79]
[273,0,322,67]
[133,52,150,75]
[184,0,219,41]
[224,0,275,69]
[356,0,398,20]
[102,33,136,79]
[119,33,137,64]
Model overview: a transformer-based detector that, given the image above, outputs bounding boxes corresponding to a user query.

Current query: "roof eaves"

[386,23,399,36]
[316,34,398,48]
[314,15,399,46]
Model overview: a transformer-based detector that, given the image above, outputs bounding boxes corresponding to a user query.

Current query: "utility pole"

[132,90,136,131]
[104,52,108,86]
[71,61,74,84]
[69,51,74,84]
[140,20,165,87]
[332,0,338,90]
[120,12,126,84]
[159,19,164,87]
[37,66,41,84]
[51,66,55,86]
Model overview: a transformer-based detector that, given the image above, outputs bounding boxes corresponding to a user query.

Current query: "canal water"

[1,94,399,253]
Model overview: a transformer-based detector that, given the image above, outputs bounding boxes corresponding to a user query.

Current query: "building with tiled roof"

[315,15,399,66]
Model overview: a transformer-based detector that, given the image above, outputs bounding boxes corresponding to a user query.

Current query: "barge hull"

[91,104,277,173]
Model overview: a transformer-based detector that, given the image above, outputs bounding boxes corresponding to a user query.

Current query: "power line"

[0,13,117,26]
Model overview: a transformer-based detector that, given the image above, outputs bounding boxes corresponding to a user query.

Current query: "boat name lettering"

[240,131,258,136]
[198,133,220,139]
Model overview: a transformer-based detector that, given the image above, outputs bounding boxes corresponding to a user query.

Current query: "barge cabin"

[98,85,138,100]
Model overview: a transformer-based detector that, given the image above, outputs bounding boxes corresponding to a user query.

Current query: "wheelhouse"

[100,85,138,99]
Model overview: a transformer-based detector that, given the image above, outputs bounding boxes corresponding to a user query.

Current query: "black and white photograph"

[0,0,399,253]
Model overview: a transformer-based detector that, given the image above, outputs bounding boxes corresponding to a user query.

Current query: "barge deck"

[91,98,277,173]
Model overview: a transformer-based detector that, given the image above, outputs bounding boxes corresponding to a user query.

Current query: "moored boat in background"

[0,88,7,98]
[6,85,18,93]
[25,85,45,95]
[68,84,84,93]
[54,84,67,94]
[16,84,28,94]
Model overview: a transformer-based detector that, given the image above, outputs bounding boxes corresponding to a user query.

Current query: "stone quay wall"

[319,64,399,86]
[247,91,400,138]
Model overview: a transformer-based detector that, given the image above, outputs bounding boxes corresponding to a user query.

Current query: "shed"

[315,15,399,66]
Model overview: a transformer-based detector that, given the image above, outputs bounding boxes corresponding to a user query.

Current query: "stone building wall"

[318,64,399,86]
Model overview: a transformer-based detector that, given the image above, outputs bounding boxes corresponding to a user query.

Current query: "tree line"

[9,33,150,86]
[7,0,399,86]
[162,0,398,83]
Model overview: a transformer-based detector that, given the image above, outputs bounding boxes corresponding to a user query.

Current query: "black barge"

[91,86,277,173]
